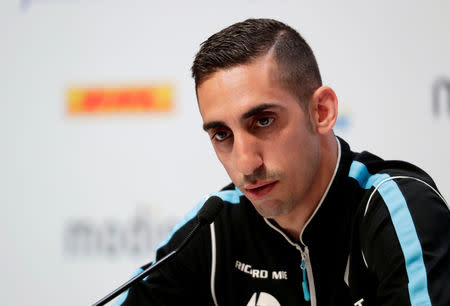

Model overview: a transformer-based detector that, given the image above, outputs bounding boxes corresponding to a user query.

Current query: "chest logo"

[247,292,280,306]
[235,260,288,279]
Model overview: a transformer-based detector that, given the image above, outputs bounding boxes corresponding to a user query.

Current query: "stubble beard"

[251,189,298,219]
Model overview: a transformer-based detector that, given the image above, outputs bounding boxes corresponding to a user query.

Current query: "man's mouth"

[244,180,278,199]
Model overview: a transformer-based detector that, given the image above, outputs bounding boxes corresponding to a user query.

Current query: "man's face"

[197,55,321,220]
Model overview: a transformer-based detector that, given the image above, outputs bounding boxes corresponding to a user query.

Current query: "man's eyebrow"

[241,103,282,120]
[202,103,282,132]
[203,120,226,132]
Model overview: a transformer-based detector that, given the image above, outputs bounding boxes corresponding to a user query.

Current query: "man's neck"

[272,135,339,241]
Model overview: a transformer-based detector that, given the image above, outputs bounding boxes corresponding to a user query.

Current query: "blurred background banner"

[1,0,449,305]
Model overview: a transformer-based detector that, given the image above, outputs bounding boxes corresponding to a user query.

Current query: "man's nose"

[233,133,263,176]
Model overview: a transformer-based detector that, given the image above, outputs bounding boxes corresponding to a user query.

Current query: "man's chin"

[252,199,290,219]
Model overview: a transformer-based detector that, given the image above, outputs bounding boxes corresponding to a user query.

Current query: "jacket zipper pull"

[300,257,310,301]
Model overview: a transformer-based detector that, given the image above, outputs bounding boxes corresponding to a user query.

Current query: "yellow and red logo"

[67,85,173,114]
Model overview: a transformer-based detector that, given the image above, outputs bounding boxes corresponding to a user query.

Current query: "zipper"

[302,246,316,306]
[296,245,311,302]
[300,249,311,301]
[263,218,318,306]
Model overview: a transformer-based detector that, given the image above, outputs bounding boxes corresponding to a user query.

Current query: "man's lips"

[244,180,278,199]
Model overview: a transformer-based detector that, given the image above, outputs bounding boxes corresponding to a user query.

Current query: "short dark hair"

[191,18,322,109]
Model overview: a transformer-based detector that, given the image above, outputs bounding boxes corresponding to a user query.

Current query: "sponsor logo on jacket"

[235,260,288,280]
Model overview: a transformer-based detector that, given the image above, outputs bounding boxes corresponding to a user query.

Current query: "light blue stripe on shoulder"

[349,160,432,306]
[349,160,390,189]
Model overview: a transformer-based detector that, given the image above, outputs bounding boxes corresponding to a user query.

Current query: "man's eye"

[212,131,229,141]
[256,117,274,127]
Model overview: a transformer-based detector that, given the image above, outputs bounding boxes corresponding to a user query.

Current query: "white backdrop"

[1,1,449,305]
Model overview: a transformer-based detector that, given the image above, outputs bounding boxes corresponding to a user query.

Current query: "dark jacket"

[119,137,450,306]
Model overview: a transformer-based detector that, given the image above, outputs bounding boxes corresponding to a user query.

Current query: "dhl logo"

[67,85,173,114]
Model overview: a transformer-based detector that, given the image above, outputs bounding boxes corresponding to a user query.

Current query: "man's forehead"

[197,55,278,94]
[196,53,277,87]
[198,61,275,106]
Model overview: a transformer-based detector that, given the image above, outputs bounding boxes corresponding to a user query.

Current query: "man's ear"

[309,86,338,134]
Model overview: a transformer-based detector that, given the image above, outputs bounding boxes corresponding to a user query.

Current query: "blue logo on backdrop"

[21,0,31,10]
[335,115,351,130]
[432,78,450,117]
[334,104,352,131]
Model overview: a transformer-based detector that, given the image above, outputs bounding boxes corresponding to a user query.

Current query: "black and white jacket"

[119,137,450,306]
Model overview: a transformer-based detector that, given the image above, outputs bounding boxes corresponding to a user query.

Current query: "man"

[120,19,449,305]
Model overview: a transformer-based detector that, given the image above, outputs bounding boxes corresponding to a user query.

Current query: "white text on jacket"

[235,260,288,279]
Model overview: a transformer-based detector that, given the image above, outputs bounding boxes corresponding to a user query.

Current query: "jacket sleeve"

[360,177,450,306]
[117,203,214,306]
